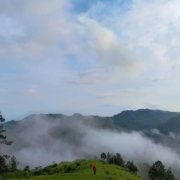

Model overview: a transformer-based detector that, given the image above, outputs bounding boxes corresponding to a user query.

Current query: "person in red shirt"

[92,164,97,175]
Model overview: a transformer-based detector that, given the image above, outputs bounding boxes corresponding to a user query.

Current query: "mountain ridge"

[5,108,180,133]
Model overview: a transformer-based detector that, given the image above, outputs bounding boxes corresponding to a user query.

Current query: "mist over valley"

[4,109,180,178]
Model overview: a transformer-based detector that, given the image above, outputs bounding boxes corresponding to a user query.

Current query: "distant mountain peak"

[71,113,83,118]
[113,109,180,130]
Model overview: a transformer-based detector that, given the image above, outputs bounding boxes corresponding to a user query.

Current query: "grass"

[9,160,141,180]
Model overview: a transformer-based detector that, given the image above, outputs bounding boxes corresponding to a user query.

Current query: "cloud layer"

[5,115,180,177]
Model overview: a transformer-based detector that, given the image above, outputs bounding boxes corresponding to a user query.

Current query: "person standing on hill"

[92,164,97,175]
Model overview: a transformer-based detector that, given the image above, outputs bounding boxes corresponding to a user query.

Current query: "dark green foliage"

[31,161,79,176]
[23,165,31,177]
[99,151,140,175]
[104,152,124,167]
[24,165,30,172]
[165,168,175,180]
[10,156,17,172]
[0,113,7,145]
[106,152,114,164]
[0,113,5,122]
[39,163,59,175]
[126,161,138,174]
[0,113,13,178]
[4,169,26,179]
[100,152,106,160]
[75,161,80,167]
[33,166,43,175]
[108,156,114,164]
[107,152,111,163]
[100,152,139,176]
[148,161,166,180]
[0,113,12,146]
[0,155,6,174]
[148,161,176,180]
[114,153,124,166]
[63,164,76,173]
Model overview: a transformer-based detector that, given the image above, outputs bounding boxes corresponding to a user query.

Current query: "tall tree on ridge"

[0,112,12,175]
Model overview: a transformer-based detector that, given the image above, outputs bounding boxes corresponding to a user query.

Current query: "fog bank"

[5,115,180,176]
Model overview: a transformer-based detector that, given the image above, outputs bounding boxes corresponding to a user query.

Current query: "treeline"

[0,113,15,179]
[100,152,175,180]
[100,152,138,174]
[0,155,17,173]
[0,153,176,180]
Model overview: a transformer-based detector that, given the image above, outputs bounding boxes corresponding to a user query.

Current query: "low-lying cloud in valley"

[4,114,180,177]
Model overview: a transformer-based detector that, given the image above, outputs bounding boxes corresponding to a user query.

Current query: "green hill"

[11,160,141,180]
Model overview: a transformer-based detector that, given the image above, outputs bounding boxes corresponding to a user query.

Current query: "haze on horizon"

[1,0,180,120]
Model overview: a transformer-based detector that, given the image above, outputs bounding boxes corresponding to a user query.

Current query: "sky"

[1,0,180,120]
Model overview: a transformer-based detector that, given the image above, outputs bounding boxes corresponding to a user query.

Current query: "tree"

[0,112,12,176]
[10,156,17,172]
[24,165,30,172]
[0,155,6,174]
[0,112,12,145]
[126,161,138,174]
[148,160,166,180]
[100,152,106,160]
[107,153,114,164]
[114,153,124,167]
[165,168,175,180]
[0,113,6,144]
[24,165,30,178]
[106,153,124,167]
[106,152,111,163]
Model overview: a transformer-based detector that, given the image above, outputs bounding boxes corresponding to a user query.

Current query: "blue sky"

[1,0,180,120]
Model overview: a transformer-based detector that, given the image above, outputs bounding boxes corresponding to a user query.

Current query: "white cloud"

[78,16,140,71]
[5,116,180,177]
[1,0,180,119]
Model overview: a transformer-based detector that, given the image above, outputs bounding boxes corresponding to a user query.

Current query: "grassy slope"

[13,160,141,180]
